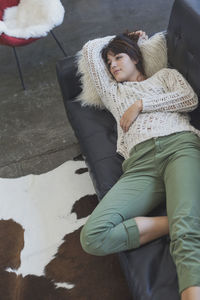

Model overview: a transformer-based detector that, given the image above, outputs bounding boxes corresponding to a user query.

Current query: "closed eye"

[107,55,122,68]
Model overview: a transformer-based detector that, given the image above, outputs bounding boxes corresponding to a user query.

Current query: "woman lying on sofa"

[79,30,200,300]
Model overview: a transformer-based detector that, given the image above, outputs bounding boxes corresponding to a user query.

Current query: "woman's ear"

[133,59,139,64]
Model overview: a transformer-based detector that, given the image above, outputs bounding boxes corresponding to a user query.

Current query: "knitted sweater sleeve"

[142,68,198,113]
[82,36,116,99]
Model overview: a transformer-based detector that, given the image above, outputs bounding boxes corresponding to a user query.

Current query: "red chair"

[0,0,66,89]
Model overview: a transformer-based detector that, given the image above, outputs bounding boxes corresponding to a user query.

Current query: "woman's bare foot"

[134,216,169,246]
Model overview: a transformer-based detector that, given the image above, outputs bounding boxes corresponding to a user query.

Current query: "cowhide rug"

[0,155,132,300]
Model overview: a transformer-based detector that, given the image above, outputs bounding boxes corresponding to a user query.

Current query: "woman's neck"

[127,72,147,82]
[136,73,147,82]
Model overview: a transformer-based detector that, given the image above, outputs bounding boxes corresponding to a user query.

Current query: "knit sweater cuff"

[142,99,154,112]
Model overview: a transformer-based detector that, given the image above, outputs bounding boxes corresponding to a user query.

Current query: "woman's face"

[107,52,139,82]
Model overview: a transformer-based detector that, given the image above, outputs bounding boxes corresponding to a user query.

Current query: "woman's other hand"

[128,30,148,40]
[120,100,143,133]
[135,30,148,40]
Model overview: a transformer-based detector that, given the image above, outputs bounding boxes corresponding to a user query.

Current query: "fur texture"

[76,32,168,109]
[0,160,131,299]
[0,0,65,38]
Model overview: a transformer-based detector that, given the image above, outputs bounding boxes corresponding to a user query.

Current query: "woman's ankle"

[181,286,200,300]
[134,216,169,246]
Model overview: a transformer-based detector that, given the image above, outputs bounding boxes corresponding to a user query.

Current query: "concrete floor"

[0,0,174,178]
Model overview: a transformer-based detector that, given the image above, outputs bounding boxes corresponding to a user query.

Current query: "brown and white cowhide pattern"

[0,157,132,299]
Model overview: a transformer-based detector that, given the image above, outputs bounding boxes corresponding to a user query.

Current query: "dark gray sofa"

[56,0,200,298]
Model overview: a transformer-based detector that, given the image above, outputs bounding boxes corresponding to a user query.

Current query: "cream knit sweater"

[82,36,200,159]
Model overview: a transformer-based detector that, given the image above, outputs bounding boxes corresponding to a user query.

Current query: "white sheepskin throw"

[76,31,168,110]
[0,0,65,38]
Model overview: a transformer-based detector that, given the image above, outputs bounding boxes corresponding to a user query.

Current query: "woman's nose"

[111,60,117,69]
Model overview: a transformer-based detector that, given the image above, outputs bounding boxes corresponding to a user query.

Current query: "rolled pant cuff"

[123,218,140,249]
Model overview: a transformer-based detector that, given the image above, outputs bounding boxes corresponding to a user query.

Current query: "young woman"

[80,30,200,300]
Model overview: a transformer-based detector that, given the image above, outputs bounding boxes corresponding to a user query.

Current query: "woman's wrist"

[135,100,143,112]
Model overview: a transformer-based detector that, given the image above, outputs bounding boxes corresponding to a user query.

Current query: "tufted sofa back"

[167,0,200,129]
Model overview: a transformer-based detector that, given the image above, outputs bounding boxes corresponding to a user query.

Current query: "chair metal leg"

[50,30,68,57]
[13,47,26,90]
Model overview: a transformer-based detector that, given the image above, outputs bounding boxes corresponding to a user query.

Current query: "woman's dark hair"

[101,31,146,77]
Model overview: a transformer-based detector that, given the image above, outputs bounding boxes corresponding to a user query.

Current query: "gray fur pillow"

[76,31,167,109]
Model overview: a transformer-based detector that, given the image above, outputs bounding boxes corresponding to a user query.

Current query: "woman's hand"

[128,30,148,40]
[120,100,143,133]
[135,30,148,39]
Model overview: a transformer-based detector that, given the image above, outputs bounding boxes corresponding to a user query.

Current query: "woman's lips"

[114,70,121,75]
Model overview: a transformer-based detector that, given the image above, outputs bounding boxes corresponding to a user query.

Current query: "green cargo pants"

[80,131,200,293]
